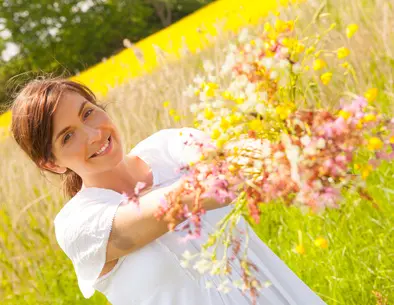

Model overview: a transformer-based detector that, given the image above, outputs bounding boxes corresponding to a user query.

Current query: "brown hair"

[10,77,106,198]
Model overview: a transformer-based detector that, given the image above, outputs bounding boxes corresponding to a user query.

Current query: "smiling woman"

[10,77,110,197]
[9,77,327,305]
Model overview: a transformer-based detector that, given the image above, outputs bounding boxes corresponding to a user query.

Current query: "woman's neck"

[80,155,152,195]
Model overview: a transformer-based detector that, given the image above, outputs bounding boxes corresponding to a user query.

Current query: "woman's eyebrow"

[54,101,88,142]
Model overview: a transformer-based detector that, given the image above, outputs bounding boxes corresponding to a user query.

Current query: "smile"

[90,136,113,158]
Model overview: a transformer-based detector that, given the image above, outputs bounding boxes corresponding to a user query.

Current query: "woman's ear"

[39,160,67,174]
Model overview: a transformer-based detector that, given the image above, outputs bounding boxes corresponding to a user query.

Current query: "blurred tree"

[0,0,212,111]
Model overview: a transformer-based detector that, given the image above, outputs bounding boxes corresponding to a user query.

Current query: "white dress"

[54,127,327,305]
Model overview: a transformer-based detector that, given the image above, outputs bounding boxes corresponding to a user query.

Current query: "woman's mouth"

[90,135,113,158]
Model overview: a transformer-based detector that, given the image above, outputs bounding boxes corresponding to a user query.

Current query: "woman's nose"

[83,126,102,144]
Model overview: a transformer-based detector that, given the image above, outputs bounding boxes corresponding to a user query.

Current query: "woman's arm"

[104,180,233,265]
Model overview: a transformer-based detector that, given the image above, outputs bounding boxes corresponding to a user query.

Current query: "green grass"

[1,0,393,304]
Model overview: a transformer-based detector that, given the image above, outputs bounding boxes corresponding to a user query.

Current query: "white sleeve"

[54,189,123,298]
[168,127,211,168]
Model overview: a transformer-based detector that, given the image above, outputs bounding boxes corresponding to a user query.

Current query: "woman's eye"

[63,132,72,144]
[84,109,93,119]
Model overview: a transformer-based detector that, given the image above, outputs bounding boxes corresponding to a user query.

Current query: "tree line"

[0,0,213,112]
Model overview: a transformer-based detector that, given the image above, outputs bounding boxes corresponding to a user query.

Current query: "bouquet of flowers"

[130,14,394,304]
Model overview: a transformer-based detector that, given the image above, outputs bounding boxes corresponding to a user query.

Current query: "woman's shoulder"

[53,188,123,249]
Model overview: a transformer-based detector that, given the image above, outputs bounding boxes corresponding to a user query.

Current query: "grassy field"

[1,0,393,304]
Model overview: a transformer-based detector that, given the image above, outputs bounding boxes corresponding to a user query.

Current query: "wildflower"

[364,88,378,103]
[361,164,373,179]
[363,113,376,123]
[337,47,350,59]
[276,104,292,120]
[169,109,177,116]
[162,100,170,108]
[338,110,351,120]
[341,62,350,69]
[314,237,328,249]
[248,119,262,132]
[367,137,383,150]
[221,91,233,100]
[211,128,221,139]
[204,108,215,120]
[320,72,333,85]
[295,244,305,254]
[173,115,181,122]
[313,59,327,71]
[305,46,315,55]
[390,136,394,144]
[346,24,359,38]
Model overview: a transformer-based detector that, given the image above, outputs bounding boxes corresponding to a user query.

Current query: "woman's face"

[49,90,123,176]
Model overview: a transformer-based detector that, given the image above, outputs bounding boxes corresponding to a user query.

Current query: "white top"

[54,127,327,305]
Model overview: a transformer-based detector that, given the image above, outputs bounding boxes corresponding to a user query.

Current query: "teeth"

[93,139,109,157]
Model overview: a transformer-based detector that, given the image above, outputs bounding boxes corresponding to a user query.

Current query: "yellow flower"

[228,164,237,172]
[314,237,328,249]
[346,24,359,38]
[221,91,233,100]
[173,115,181,122]
[390,136,394,144]
[341,62,350,69]
[364,88,378,103]
[295,244,305,255]
[367,137,383,150]
[313,59,327,71]
[163,101,170,108]
[337,47,350,59]
[276,105,292,120]
[194,89,200,96]
[305,47,315,55]
[295,42,305,53]
[169,109,177,116]
[211,128,221,140]
[235,98,244,104]
[363,113,377,122]
[229,113,241,125]
[204,108,215,120]
[338,110,351,120]
[264,22,273,33]
[248,119,262,131]
[216,138,226,149]
[361,164,373,180]
[220,118,230,130]
[320,72,333,85]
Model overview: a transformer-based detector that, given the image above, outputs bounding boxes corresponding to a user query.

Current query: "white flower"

[182,250,194,260]
[193,259,212,274]
[280,47,289,57]
[180,259,189,268]
[269,70,279,80]
[212,100,225,108]
[261,57,274,70]
[193,75,204,85]
[292,63,302,74]
[203,60,215,73]
[255,103,265,115]
[205,281,214,289]
[189,103,199,113]
[300,135,311,146]
[278,59,290,69]
[316,138,326,149]
[238,28,249,43]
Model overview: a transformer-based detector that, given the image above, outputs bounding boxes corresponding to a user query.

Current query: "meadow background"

[0,0,393,304]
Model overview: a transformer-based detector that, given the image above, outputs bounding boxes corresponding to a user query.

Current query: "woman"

[10,78,326,305]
